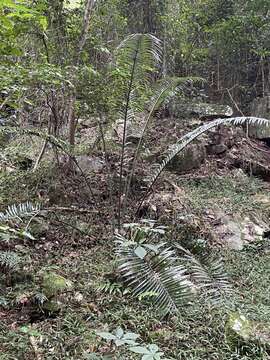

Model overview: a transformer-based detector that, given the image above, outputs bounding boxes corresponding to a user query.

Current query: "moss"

[42,272,72,298]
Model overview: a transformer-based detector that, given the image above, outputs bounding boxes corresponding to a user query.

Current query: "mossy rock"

[226,312,270,349]
[42,272,72,298]
[167,144,206,173]
[42,299,62,314]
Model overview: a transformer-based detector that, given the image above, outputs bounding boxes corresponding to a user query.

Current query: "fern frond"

[0,251,21,272]
[117,34,162,228]
[143,117,270,201]
[117,243,194,313]
[0,202,40,223]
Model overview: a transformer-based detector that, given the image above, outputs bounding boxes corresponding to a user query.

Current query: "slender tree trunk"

[67,0,97,167]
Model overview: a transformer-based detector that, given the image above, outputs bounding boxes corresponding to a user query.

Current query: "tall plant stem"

[123,90,166,212]
[98,117,116,231]
[117,45,139,229]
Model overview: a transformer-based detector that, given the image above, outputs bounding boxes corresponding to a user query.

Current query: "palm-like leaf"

[175,244,232,304]
[117,242,194,313]
[116,33,162,84]
[123,76,204,204]
[140,116,270,207]
[188,255,232,303]
[0,202,40,223]
[117,34,162,228]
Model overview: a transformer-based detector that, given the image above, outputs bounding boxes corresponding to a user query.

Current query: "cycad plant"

[114,33,202,227]
[116,221,232,314]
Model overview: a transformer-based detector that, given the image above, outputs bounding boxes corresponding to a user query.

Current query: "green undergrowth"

[0,167,270,359]
[176,172,270,216]
[0,243,269,359]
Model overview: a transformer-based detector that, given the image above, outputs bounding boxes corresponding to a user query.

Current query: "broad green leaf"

[115,327,124,338]
[124,332,140,340]
[134,245,147,259]
[129,346,149,354]
[96,332,116,341]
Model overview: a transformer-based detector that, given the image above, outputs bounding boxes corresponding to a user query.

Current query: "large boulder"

[168,101,233,119]
[226,312,270,349]
[248,96,270,139]
[167,143,206,173]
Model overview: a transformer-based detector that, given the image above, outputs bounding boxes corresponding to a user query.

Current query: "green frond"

[188,254,232,303]
[117,242,194,313]
[0,202,40,223]
[145,116,270,195]
[0,251,21,272]
[148,76,205,114]
[116,33,162,84]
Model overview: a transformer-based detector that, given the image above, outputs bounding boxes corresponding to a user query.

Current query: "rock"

[167,144,206,173]
[77,117,97,128]
[226,312,270,349]
[42,272,72,298]
[207,143,228,155]
[76,155,105,174]
[168,101,233,119]
[206,125,240,156]
[42,299,62,314]
[222,219,243,250]
[113,117,144,144]
[248,96,270,139]
[210,211,267,250]
[229,140,270,181]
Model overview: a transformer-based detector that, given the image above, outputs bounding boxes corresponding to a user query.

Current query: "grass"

[176,173,269,216]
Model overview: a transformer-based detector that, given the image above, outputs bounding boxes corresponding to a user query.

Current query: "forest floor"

[1,117,270,359]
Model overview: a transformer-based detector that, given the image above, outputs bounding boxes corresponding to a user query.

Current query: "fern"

[0,202,40,223]
[0,251,21,272]
[97,279,127,296]
[116,223,232,312]
[138,116,270,210]
[116,33,162,84]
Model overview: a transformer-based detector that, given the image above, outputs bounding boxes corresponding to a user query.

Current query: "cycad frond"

[142,116,270,204]
[188,255,232,303]
[147,76,204,114]
[117,34,162,228]
[123,76,204,204]
[0,202,40,223]
[116,33,162,83]
[118,242,194,313]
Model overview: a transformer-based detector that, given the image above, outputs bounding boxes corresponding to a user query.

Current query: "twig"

[29,336,42,360]
[33,140,48,170]
[46,206,95,213]
[226,88,244,116]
